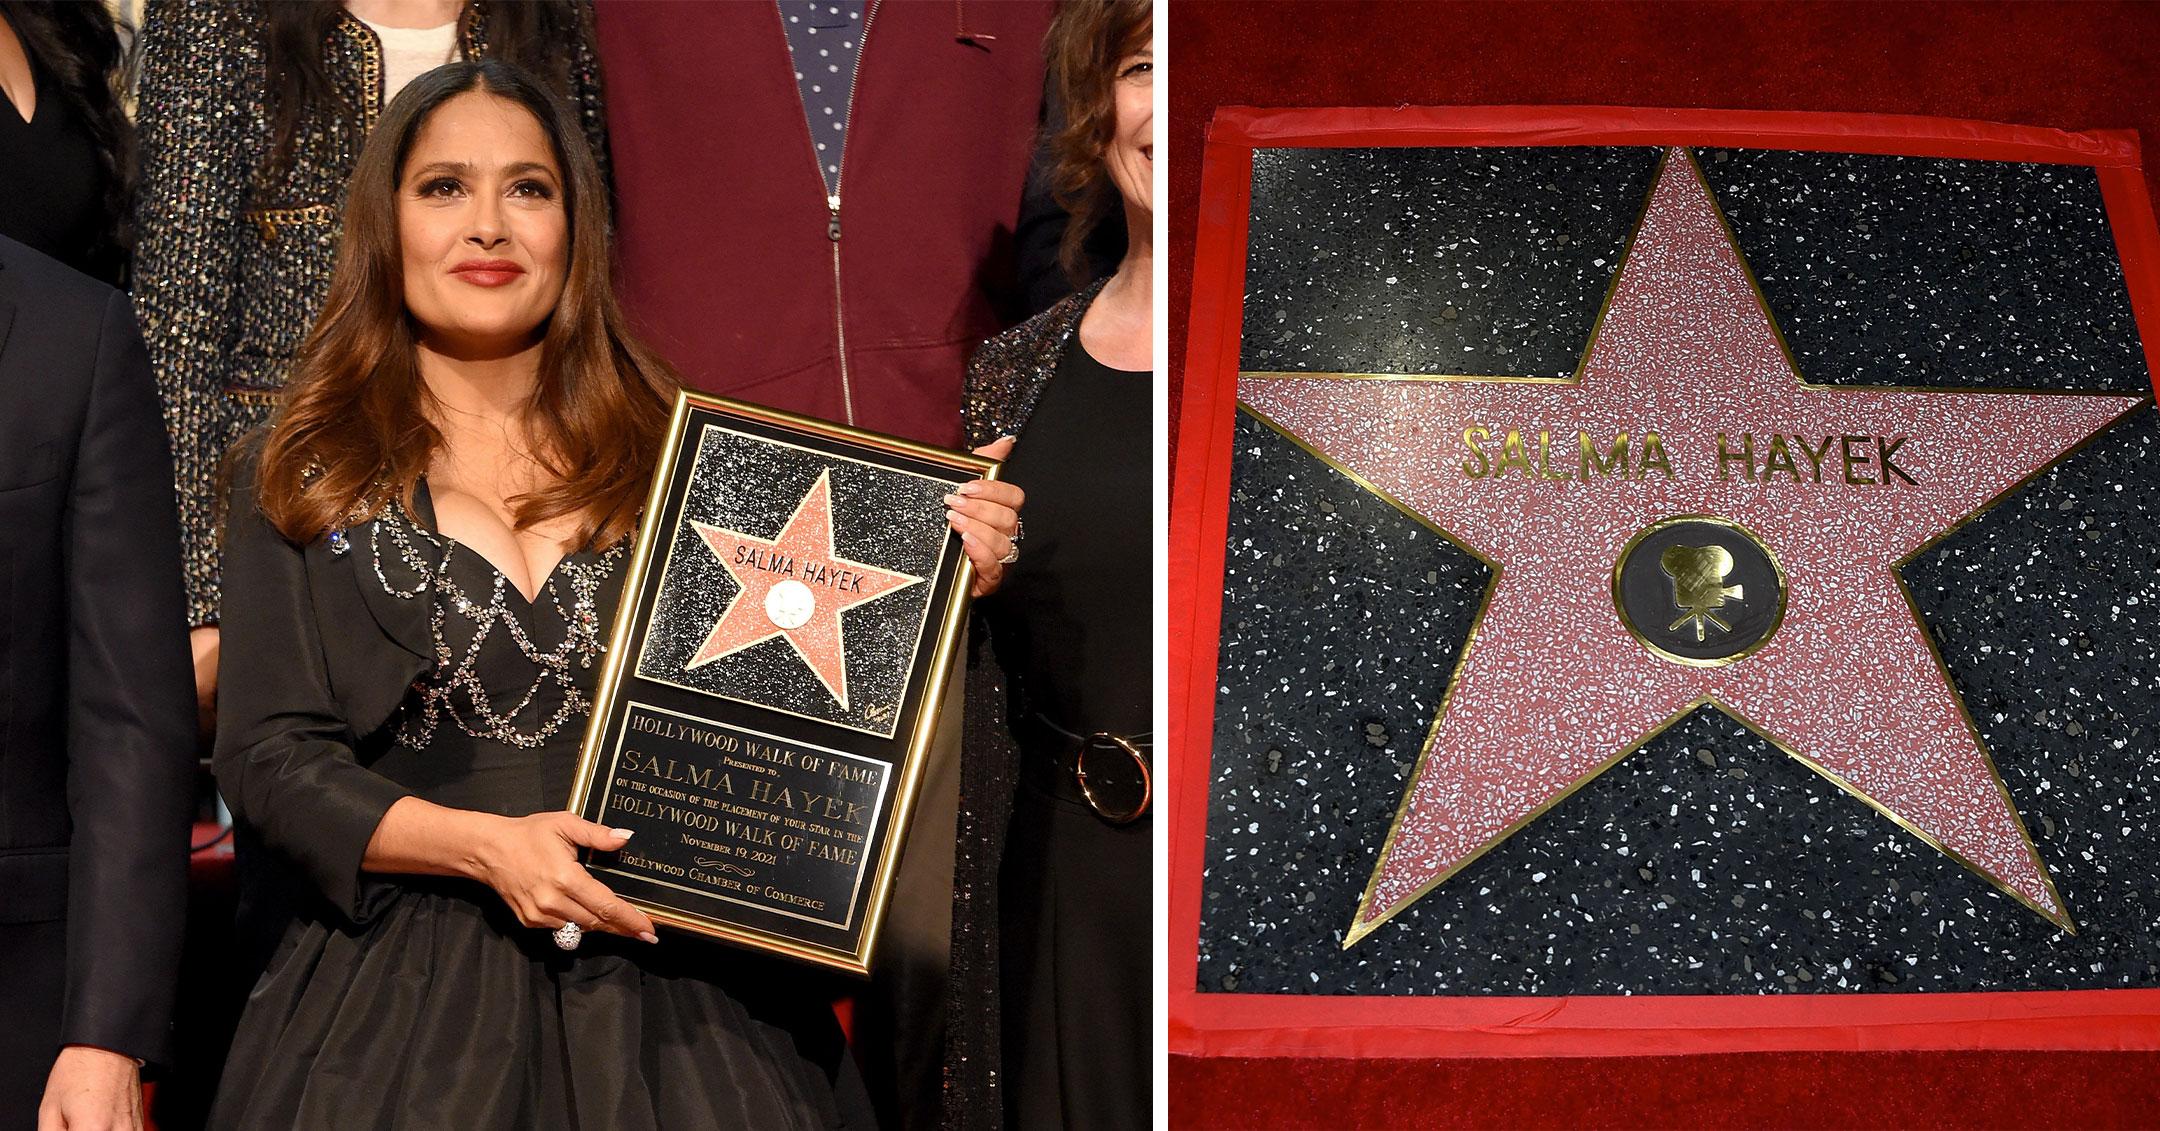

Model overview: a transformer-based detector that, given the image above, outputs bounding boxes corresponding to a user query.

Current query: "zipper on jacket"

[783,0,879,426]
[828,195,853,425]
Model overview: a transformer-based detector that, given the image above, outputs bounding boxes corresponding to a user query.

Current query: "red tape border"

[1169,105,2160,1059]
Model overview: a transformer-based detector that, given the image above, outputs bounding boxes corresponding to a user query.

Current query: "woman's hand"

[467,812,659,943]
[950,436,1025,597]
[37,1046,142,1131]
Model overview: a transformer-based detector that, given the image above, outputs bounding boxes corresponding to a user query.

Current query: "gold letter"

[1796,435,1833,483]
[1495,430,1533,478]
[1639,432,1675,479]
[1716,432,1755,482]
[1580,432,1630,479]
[1877,436,1917,485]
[1761,435,1801,482]
[1840,435,1874,484]
[1537,430,1574,480]
[1460,426,1492,479]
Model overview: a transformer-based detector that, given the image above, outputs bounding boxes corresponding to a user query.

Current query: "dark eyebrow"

[406,160,560,181]
[408,160,474,180]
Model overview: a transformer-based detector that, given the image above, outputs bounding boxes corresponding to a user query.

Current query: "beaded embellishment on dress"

[367,498,624,749]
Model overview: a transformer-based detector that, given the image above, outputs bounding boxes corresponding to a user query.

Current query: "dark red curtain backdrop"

[1167,2,2160,1126]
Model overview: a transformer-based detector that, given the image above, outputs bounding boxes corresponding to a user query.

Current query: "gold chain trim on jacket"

[337,12,386,135]
[240,204,338,242]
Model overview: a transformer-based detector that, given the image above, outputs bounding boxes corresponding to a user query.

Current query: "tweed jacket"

[942,277,1104,1129]
[131,1,606,627]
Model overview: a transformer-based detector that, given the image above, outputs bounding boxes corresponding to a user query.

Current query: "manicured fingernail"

[612,829,635,839]
[946,509,961,523]
[961,530,977,543]
[639,931,659,944]
[956,482,981,495]
[943,493,964,506]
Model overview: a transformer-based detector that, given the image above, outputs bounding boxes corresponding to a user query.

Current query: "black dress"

[0,45,112,283]
[984,340,1152,1130]
[211,487,849,1129]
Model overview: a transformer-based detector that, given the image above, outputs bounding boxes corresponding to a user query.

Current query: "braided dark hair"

[0,1,134,281]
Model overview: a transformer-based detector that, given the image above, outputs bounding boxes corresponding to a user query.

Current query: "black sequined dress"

[210,489,849,1129]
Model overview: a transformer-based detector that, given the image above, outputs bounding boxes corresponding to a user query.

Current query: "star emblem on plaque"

[686,469,925,711]
[636,424,953,740]
[1237,148,2149,943]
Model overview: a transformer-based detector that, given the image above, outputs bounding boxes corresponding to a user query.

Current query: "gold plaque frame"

[566,390,996,975]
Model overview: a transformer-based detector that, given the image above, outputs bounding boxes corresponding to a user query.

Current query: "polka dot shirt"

[781,2,865,198]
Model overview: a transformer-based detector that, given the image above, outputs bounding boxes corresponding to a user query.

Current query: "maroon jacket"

[597,1,1055,449]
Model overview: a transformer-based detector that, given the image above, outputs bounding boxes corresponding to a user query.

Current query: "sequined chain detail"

[368,499,623,749]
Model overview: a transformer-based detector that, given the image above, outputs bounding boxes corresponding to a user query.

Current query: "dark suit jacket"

[0,236,195,1097]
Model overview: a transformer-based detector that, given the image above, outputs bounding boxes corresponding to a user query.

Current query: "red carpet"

[1167,3,2160,1125]
[1172,1051,2160,1130]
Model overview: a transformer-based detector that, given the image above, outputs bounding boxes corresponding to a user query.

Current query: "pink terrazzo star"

[1238,148,2149,944]
[689,469,923,710]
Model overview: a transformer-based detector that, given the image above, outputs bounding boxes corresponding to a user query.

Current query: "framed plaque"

[569,390,994,974]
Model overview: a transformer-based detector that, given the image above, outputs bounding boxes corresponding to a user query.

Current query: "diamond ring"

[553,922,584,951]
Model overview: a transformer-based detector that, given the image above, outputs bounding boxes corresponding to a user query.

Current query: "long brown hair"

[255,58,676,551]
[262,0,587,175]
[1043,0,1151,285]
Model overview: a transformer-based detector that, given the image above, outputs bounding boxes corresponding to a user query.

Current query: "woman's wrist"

[451,809,509,885]
[367,797,509,882]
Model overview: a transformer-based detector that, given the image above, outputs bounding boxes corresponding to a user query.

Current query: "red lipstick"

[450,258,525,287]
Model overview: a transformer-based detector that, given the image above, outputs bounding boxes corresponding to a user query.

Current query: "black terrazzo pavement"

[1241,147,1660,377]
[1198,146,2160,996]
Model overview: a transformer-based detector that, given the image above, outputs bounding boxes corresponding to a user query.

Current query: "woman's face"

[398,91,568,356]
[1103,36,1153,216]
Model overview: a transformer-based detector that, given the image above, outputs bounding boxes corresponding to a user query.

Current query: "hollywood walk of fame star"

[1235,148,2152,945]
[688,469,923,710]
